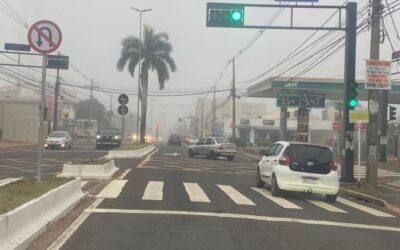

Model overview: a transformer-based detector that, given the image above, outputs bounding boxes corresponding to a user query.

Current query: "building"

[0,85,78,142]
[195,97,268,138]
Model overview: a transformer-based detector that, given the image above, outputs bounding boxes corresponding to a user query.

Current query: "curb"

[340,187,400,215]
[0,178,85,250]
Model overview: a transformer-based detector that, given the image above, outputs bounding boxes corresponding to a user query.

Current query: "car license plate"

[302,176,319,184]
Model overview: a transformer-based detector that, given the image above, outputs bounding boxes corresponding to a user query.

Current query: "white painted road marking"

[307,199,347,213]
[85,208,400,233]
[218,185,255,205]
[337,197,394,218]
[118,169,132,179]
[96,180,128,198]
[80,181,88,188]
[252,188,302,209]
[142,181,164,201]
[48,198,104,250]
[184,183,210,203]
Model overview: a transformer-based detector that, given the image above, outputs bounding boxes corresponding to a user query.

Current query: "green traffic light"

[231,10,242,22]
[348,99,358,108]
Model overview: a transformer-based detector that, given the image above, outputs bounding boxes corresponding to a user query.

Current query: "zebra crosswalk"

[97,180,395,218]
[337,166,400,178]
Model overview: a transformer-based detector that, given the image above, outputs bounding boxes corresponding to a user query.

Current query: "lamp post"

[130,7,152,143]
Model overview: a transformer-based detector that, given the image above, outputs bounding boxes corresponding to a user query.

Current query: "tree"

[117,25,177,143]
[76,98,111,129]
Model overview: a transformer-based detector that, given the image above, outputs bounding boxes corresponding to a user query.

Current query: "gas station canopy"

[246,76,400,104]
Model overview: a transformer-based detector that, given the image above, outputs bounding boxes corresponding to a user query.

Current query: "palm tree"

[117,25,177,143]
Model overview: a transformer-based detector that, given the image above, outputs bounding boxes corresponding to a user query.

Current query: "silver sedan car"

[45,131,73,150]
[188,137,237,161]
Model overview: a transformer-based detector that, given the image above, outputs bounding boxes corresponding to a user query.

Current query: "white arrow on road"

[164,153,179,156]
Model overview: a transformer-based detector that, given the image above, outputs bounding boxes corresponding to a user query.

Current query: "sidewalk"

[237,147,400,215]
[0,139,34,149]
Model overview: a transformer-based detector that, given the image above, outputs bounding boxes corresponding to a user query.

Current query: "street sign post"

[118,105,129,116]
[349,110,369,185]
[118,94,129,105]
[27,20,63,181]
[118,94,129,142]
[47,55,69,70]
[4,43,31,52]
[27,20,62,54]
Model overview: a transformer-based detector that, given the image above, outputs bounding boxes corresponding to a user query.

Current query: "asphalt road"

[61,144,400,250]
[0,141,108,178]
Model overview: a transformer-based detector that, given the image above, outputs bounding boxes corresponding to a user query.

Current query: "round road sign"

[118,94,129,105]
[118,105,129,116]
[27,20,62,54]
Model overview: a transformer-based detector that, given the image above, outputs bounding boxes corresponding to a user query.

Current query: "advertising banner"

[365,59,391,90]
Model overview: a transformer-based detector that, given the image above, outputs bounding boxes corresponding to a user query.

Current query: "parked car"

[256,141,339,202]
[168,134,182,146]
[188,136,199,145]
[45,131,72,150]
[96,128,122,149]
[188,137,237,161]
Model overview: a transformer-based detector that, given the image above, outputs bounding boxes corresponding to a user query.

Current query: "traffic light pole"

[341,2,357,182]
[232,58,236,141]
[379,91,388,161]
[366,0,382,187]
[206,2,357,180]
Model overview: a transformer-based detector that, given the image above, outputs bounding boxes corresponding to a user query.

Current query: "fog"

[1,0,399,136]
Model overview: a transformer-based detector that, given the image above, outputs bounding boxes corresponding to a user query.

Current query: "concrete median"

[104,144,156,160]
[0,178,85,250]
[58,160,119,180]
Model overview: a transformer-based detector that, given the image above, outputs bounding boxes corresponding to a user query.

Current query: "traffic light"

[347,81,358,108]
[389,105,397,121]
[206,3,244,27]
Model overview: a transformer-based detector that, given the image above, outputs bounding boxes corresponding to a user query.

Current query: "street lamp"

[130,7,152,143]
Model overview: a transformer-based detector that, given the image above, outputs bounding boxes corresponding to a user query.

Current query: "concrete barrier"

[58,160,119,180]
[104,144,156,160]
[0,178,84,250]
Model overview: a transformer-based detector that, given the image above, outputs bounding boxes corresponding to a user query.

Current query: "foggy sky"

[1,0,399,133]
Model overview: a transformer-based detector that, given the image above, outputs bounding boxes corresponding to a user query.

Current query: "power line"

[385,0,400,41]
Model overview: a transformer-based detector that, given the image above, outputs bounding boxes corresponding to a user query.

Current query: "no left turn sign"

[27,20,62,54]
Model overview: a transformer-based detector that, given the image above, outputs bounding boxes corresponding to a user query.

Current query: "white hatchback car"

[256,141,339,202]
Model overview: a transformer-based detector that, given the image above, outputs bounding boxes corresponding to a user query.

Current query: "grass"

[113,143,151,151]
[0,177,72,215]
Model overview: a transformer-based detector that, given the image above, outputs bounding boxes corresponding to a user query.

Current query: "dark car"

[168,134,182,146]
[96,128,122,149]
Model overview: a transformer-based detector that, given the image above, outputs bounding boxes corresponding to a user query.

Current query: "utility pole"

[366,0,382,187]
[52,52,61,131]
[378,4,388,161]
[212,87,216,136]
[109,94,113,127]
[232,58,236,141]
[88,79,94,141]
[200,100,204,138]
[130,7,152,143]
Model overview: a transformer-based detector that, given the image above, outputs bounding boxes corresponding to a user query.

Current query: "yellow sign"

[349,111,369,123]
